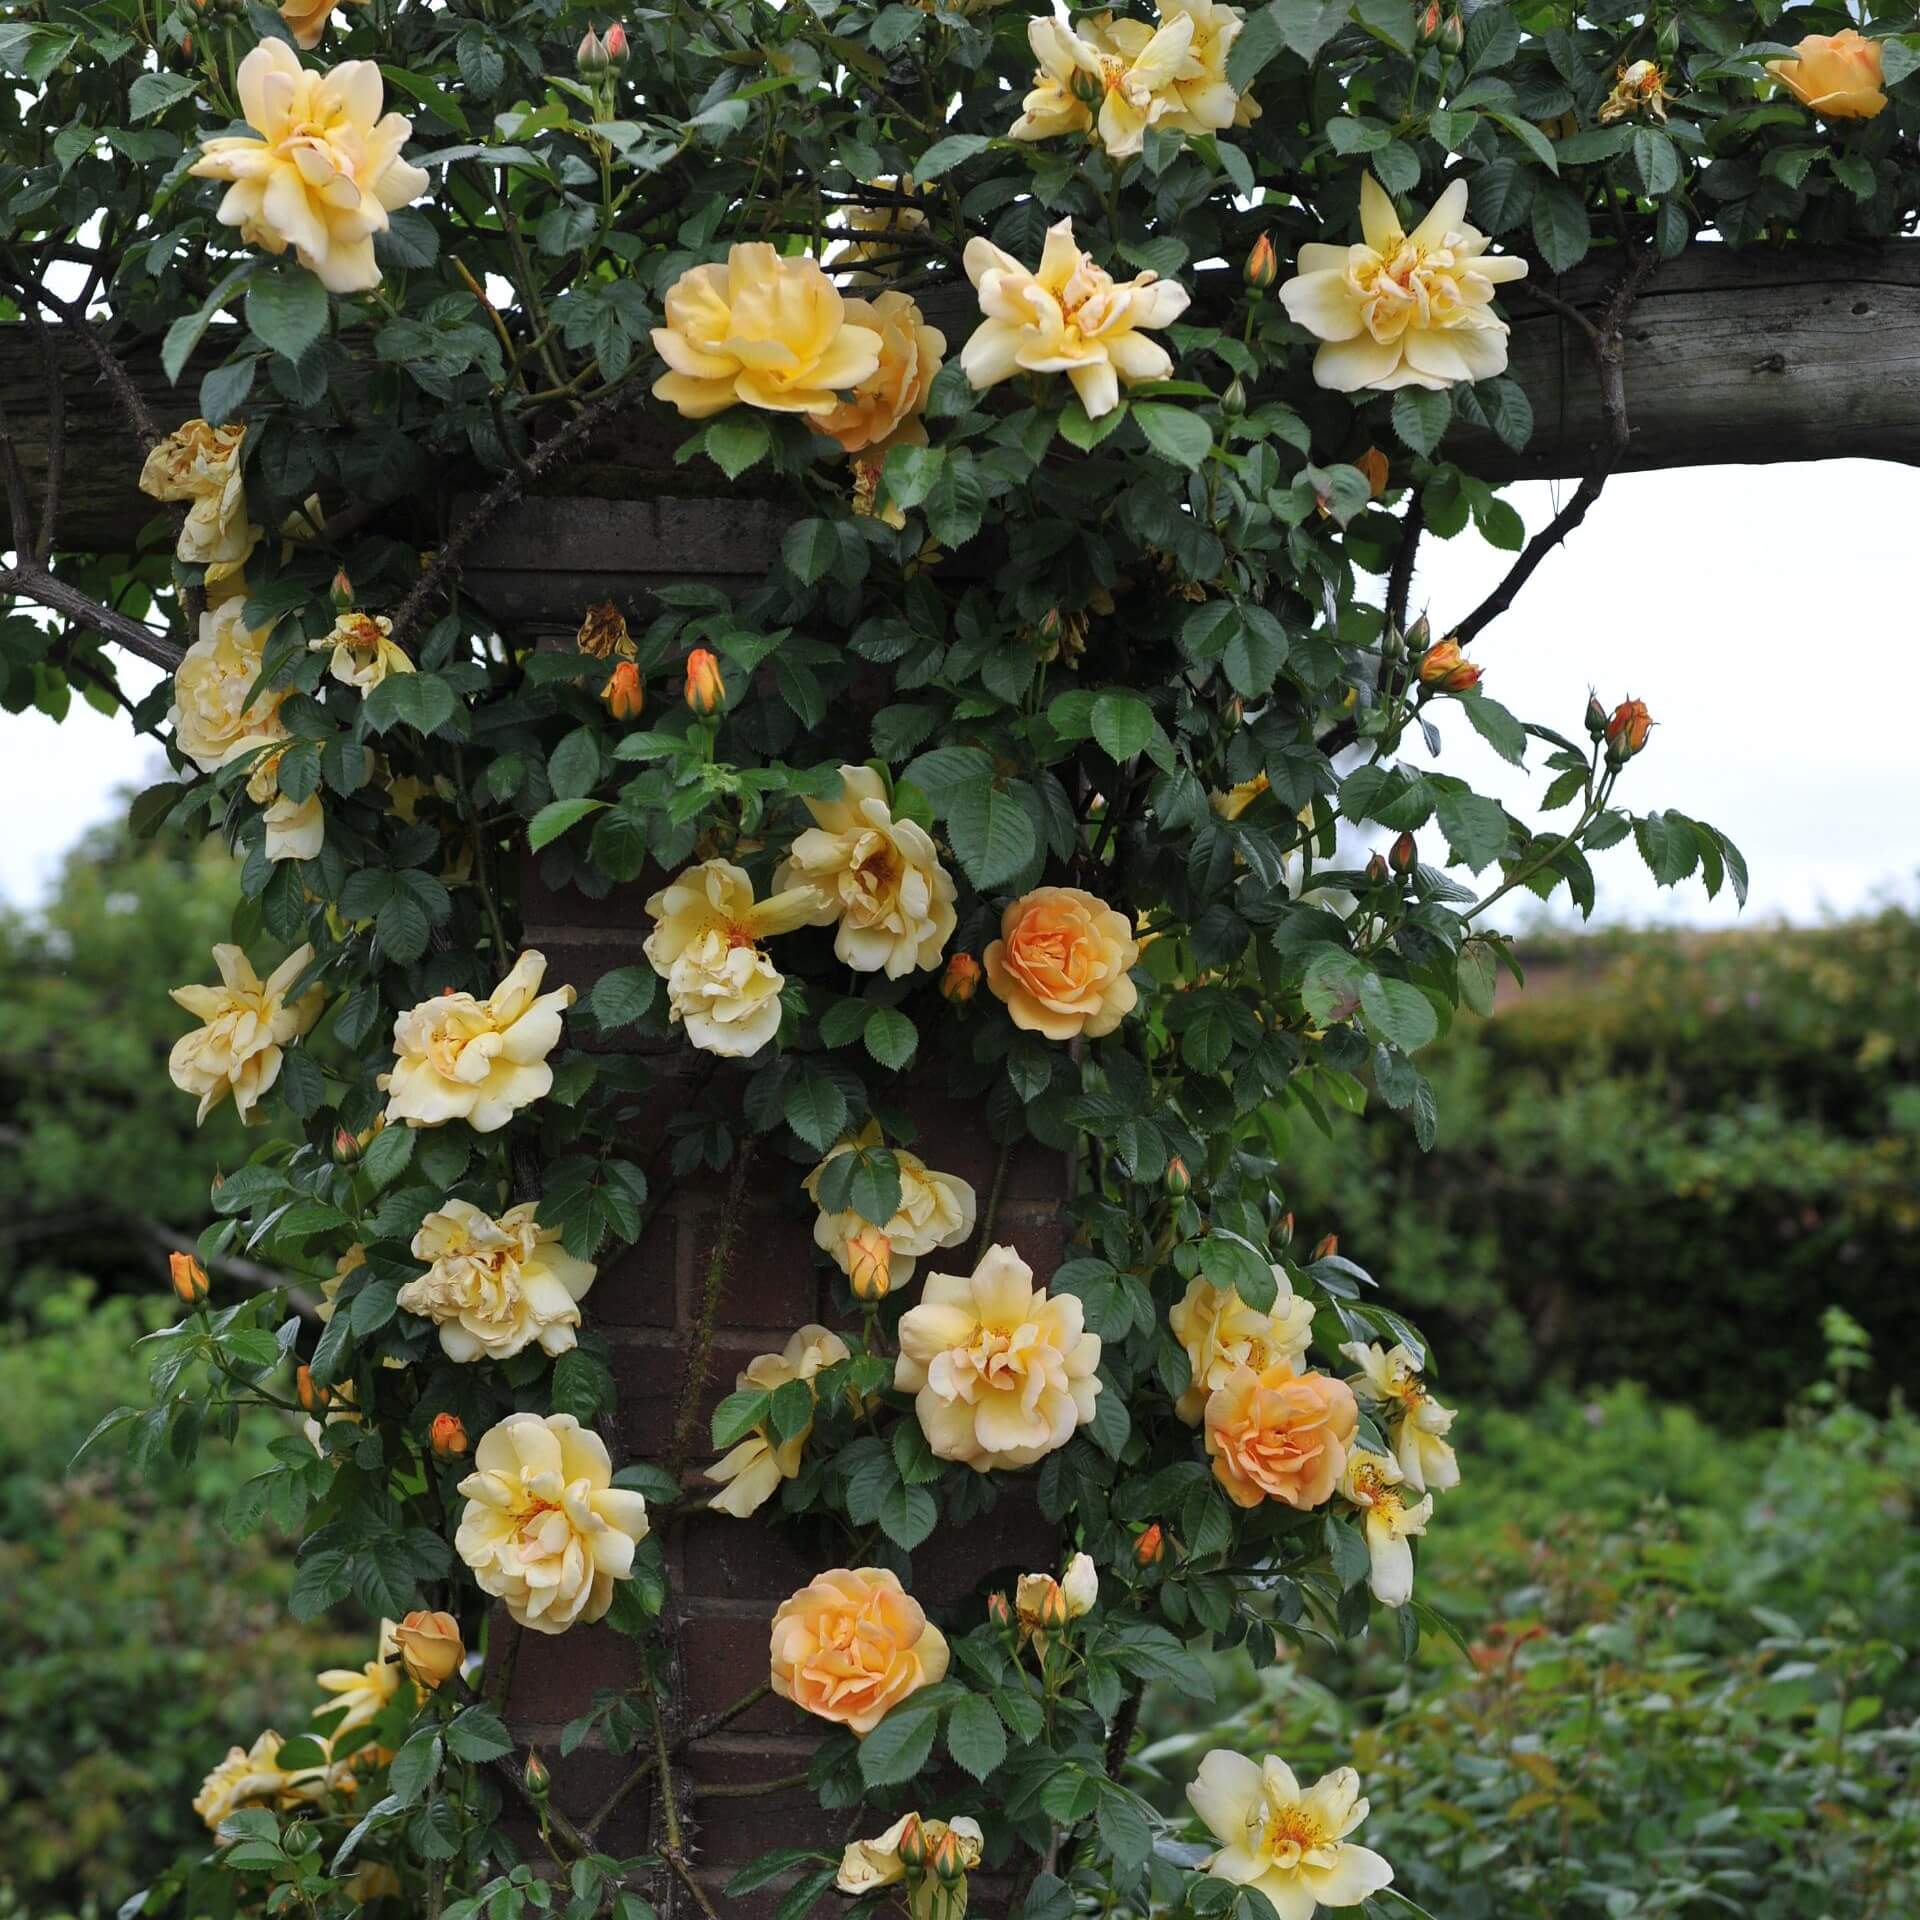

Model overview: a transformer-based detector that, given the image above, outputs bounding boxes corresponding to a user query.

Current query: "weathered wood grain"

[6,241,1919,566]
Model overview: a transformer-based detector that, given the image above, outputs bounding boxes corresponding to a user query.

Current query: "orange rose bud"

[603,20,629,65]
[941,952,981,1006]
[987,1590,1014,1629]
[1039,1582,1071,1631]
[1245,231,1278,290]
[1357,447,1390,499]
[1276,1210,1295,1249]
[1416,0,1443,40]
[328,567,354,611]
[601,660,645,722]
[1605,697,1653,761]
[523,1751,550,1799]
[846,1223,893,1303]
[1390,830,1417,874]
[169,1250,209,1307]
[1135,1522,1166,1566]
[296,1364,329,1413]
[1366,851,1389,884]
[430,1411,469,1459]
[896,1813,930,1873]
[1311,1232,1339,1261]
[1165,1155,1191,1199]
[1417,637,1482,693]
[684,647,725,715]
[931,1829,968,1885]
[394,1609,465,1690]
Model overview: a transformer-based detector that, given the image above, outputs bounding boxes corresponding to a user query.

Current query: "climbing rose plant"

[7,0,1911,1912]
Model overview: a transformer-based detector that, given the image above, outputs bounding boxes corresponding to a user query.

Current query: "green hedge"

[1277,908,1920,1423]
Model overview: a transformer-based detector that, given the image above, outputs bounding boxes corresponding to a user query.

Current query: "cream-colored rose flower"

[706,1324,852,1518]
[769,1566,949,1734]
[1169,1269,1317,1423]
[895,1243,1102,1471]
[170,942,323,1125]
[1279,174,1528,393]
[810,292,946,457]
[138,420,260,573]
[381,951,575,1131]
[279,0,368,50]
[1339,1448,1431,1609]
[1203,1360,1357,1511]
[984,884,1140,1041]
[454,1412,650,1634]
[1158,0,1261,133]
[641,859,826,1059]
[650,245,884,419]
[193,1730,354,1832]
[1340,1340,1459,1493]
[1187,1751,1394,1919]
[803,1123,976,1294]
[962,217,1189,419]
[244,747,326,863]
[397,1199,597,1362]
[314,1619,408,1748]
[774,766,958,978]
[1767,28,1886,119]
[310,611,414,693]
[169,600,287,774]
[838,1813,984,1914]
[190,41,430,294]
[1010,1,1195,155]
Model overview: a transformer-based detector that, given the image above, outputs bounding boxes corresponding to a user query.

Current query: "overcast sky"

[2,459,1915,926]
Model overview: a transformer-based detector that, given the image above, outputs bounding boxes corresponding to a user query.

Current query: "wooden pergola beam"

[5,240,1918,562]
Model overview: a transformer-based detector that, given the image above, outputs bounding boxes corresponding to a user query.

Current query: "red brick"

[678,1511,818,1601]
[679,1609,796,1733]
[682,1737,826,1857]
[505,1618,639,1728]
[609,1336,683,1457]
[917,1488,1060,1610]
[594,1209,681,1328]
[704,1202,827,1330]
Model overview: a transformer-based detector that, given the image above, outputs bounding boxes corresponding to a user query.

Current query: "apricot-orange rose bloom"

[1203,1361,1358,1511]
[983,886,1140,1040]
[769,1567,950,1735]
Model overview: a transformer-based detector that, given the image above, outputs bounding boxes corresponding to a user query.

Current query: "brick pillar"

[500,881,1070,1915]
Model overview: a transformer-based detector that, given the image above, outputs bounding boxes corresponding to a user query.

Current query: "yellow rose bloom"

[641,858,827,1059]
[705,1324,852,1518]
[895,1243,1102,1470]
[392,1610,464,1690]
[381,951,575,1132]
[838,1813,984,1915]
[314,1619,407,1748]
[1767,29,1886,119]
[1204,1360,1357,1511]
[1010,1,1196,156]
[1158,0,1261,133]
[809,290,946,457]
[774,765,959,978]
[310,611,414,693]
[137,419,260,573]
[1169,1269,1317,1423]
[397,1199,598,1362]
[1279,174,1528,393]
[1338,1448,1431,1609]
[190,41,430,294]
[962,217,1190,420]
[769,1566,949,1734]
[454,1413,650,1634]
[983,884,1141,1041]
[168,600,287,774]
[193,1730,354,1832]
[1340,1339,1459,1493]
[803,1122,976,1293]
[650,244,884,418]
[169,942,323,1125]
[278,0,367,49]
[1187,1751,1395,1918]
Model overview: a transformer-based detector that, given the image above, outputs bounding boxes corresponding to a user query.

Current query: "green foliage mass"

[1276,908,1920,1422]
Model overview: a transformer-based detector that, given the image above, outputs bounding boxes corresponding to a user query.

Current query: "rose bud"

[1605,697,1653,762]
[1039,1581,1071,1631]
[575,25,608,71]
[1069,65,1104,107]
[430,1411,469,1458]
[1404,612,1431,654]
[1357,447,1389,499]
[1439,7,1464,52]
[987,1590,1013,1630]
[684,647,725,715]
[280,1820,315,1856]
[1417,637,1481,693]
[1311,1232,1339,1262]
[1245,231,1278,290]
[170,1250,210,1307]
[1366,851,1389,884]
[1275,1210,1296,1249]
[1221,376,1247,417]
[941,952,981,1006]
[1416,0,1442,41]
[1390,830,1417,874]
[1165,1155,1191,1199]
[603,20,630,65]
[328,568,354,611]
[846,1223,893,1303]
[296,1365,329,1414]
[1585,694,1609,740]
[1135,1522,1166,1566]
[523,1751,550,1800]
[394,1609,465,1690]
[601,660,644,721]
[896,1813,931,1874]
[931,1829,968,1885]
